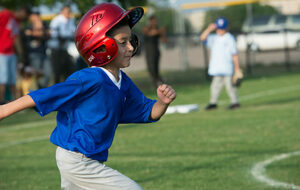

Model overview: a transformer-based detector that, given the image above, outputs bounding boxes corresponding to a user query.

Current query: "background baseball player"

[200,17,242,110]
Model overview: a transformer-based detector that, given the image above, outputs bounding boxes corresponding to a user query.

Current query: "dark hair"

[149,15,157,20]
[31,10,40,15]
[106,15,130,37]
[61,5,71,11]
[17,6,32,15]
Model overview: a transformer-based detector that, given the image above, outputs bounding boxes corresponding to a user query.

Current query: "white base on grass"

[166,104,199,114]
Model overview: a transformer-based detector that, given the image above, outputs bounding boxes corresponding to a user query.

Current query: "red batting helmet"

[75,3,144,67]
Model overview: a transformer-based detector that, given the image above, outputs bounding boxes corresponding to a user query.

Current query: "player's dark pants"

[145,48,162,86]
[50,49,75,84]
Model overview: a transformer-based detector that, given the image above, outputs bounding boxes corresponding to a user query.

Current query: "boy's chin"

[121,62,131,68]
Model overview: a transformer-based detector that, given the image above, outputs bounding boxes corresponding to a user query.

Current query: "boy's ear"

[130,33,139,57]
[93,45,106,53]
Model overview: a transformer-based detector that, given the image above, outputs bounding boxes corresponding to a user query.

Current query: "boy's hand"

[200,23,217,41]
[232,68,244,87]
[157,84,176,105]
[207,23,217,32]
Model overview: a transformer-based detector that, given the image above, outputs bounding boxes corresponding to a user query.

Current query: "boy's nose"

[127,42,134,52]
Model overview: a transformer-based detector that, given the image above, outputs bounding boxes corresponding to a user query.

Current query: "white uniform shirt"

[207,33,237,76]
[99,67,122,90]
[48,14,76,50]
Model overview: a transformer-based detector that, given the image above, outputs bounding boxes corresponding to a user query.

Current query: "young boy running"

[0,3,176,190]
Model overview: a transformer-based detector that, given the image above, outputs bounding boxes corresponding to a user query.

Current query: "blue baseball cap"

[215,17,228,29]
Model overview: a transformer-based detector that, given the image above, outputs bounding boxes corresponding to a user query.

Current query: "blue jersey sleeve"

[119,78,157,124]
[28,78,83,116]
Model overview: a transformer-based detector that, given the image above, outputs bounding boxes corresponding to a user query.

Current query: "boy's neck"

[100,65,120,82]
[216,29,227,36]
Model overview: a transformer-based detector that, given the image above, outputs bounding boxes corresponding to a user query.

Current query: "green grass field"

[0,65,300,190]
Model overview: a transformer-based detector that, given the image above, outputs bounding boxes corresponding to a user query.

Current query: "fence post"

[202,42,209,80]
[283,29,291,71]
[245,43,252,75]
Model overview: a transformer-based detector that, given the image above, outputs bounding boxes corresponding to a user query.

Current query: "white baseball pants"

[56,147,143,190]
[209,76,239,104]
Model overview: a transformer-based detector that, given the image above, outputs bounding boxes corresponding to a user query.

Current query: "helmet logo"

[88,55,95,62]
[91,13,104,27]
[218,19,224,26]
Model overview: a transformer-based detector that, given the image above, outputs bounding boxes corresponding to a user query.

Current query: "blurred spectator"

[25,11,51,88]
[0,6,31,104]
[142,15,167,88]
[200,17,242,110]
[76,57,88,71]
[16,64,38,97]
[66,41,87,70]
[48,5,76,83]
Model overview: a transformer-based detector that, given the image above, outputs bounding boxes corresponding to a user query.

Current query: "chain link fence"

[125,31,300,76]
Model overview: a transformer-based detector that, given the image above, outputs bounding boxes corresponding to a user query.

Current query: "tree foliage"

[202,3,279,33]
[132,6,192,35]
[2,0,189,35]
[1,0,147,13]
[109,0,147,10]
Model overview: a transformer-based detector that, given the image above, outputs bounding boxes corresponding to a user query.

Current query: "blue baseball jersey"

[28,67,157,161]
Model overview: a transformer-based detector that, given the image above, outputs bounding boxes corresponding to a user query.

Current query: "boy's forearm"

[200,24,216,41]
[150,100,169,120]
[200,29,210,41]
[233,54,240,70]
[200,25,215,41]
[0,95,36,120]
[150,84,176,120]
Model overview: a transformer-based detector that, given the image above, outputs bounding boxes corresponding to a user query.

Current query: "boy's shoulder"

[224,32,235,40]
[0,9,15,21]
[68,67,106,83]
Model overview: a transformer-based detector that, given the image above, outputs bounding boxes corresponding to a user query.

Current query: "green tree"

[110,0,147,10]
[202,3,278,33]
[2,0,147,13]
[133,6,191,35]
[2,0,188,35]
